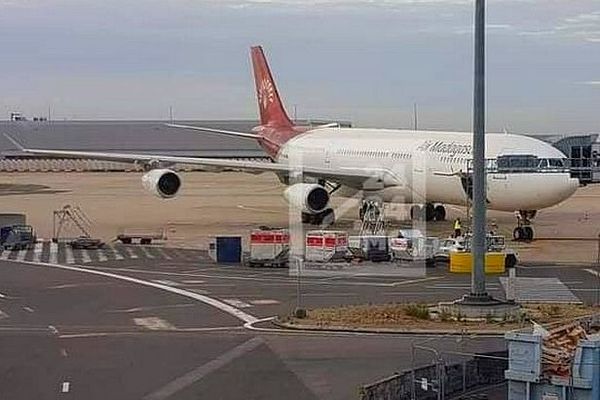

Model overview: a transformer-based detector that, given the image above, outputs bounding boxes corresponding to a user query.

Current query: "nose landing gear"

[513,210,536,242]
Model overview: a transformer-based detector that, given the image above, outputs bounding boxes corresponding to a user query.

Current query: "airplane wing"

[165,124,260,139]
[3,133,402,185]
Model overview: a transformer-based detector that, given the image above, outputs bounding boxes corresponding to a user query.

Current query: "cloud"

[519,10,600,42]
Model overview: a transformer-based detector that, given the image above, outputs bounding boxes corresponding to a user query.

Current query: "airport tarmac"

[1,170,599,398]
[1,171,600,264]
[0,236,597,399]
[0,255,514,400]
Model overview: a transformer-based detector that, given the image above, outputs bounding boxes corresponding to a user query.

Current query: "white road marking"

[32,242,43,263]
[222,299,252,308]
[153,279,179,286]
[134,317,176,331]
[80,249,92,263]
[61,381,70,393]
[65,246,75,264]
[108,303,195,313]
[48,325,59,335]
[15,260,258,324]
[92,266,433,288]
[0,292,7,299]
[181,280,205,284]
[108,245,124,260]
[143,337,263,400]
[140,246,155,259]
[16,250,27,262]
[49,242,58,264]
[60,348,68,357]
[249,299,280,305]
[23,306,34,313]
[584,268,600,277]
[124,246,139,259]
[0,310,8,319]
[156,248,172,260]
[95,248,108,262]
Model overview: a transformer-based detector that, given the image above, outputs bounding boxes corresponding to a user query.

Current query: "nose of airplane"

[559,177,580,202]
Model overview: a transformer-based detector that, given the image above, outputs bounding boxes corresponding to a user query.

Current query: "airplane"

[4,46,579,241]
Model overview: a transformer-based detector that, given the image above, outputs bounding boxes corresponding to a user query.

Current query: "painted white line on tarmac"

[133,317,175,331]
[249,299,280,305]
[49,243,58,264]
[33,242,43,263]
[95,249,108,262]
[584,268,600,277]
[91,266,435,288]
[222,299,252,308]
[13,260,258,324]
[16,250,27,262]
[140,247,155,259]
[65,246,75,264]
[80,250,92,263]
[156,248,172,260]
[0,292,7,299]
[23,306,35,313]
[124,246,139,259]
[143,337,263,400]
[61,381,70,393]
[108,245,124,260]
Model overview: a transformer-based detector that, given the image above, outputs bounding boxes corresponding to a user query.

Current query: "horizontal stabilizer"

[165,124,260,139]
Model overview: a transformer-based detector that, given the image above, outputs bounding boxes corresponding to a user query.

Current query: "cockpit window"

[548,158,565,168]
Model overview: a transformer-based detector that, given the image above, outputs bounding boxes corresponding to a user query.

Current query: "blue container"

[505,329,600,400]
[215,236,242,263]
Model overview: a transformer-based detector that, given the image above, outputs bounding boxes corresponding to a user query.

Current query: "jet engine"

[141,169,182,199]
[283,183,329,214]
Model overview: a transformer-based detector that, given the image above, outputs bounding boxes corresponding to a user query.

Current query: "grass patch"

[404,303,431,320]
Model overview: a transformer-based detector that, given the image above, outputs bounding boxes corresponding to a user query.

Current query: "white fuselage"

[277,128,579,212]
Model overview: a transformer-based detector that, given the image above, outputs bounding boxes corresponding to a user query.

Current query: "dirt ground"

[1,171,599,263]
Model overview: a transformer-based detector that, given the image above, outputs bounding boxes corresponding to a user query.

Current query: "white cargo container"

[305,230,349,262]
[248,228,289,267]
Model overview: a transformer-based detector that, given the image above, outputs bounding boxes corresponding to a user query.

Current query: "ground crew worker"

[454,218,462,237]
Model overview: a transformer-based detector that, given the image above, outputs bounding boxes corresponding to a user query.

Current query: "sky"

[0,0,599,133]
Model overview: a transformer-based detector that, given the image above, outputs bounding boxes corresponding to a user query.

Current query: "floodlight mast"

[471,0,488,299]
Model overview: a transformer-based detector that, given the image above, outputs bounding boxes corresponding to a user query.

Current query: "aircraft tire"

[513,227,524,241]
[433,205,446,221]
[425,203,435,222]
[410,205,422,220]
[523,226,534,241]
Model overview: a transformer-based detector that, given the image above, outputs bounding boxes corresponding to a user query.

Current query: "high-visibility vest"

[454,220,461,230]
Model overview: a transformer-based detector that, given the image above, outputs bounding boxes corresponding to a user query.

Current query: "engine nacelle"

[141,169,182,199]
[283,183,329,214]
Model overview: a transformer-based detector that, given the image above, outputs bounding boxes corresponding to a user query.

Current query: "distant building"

[9,112,25,121]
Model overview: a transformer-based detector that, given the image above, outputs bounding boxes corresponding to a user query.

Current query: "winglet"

[2,133,27,151]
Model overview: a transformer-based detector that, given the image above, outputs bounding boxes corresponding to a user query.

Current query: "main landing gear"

[513,210,536,242]
[409,203,447,222]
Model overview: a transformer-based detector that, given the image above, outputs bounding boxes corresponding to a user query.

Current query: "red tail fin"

[251,46,294,128]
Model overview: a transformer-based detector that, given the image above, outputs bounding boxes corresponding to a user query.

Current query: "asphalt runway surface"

[0,249,597,399]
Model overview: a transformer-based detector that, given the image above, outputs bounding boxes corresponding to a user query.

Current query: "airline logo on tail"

[258,78,275,111]
[250,45,293,128]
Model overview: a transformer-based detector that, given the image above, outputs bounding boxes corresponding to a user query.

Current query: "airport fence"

[359,351,507,400]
